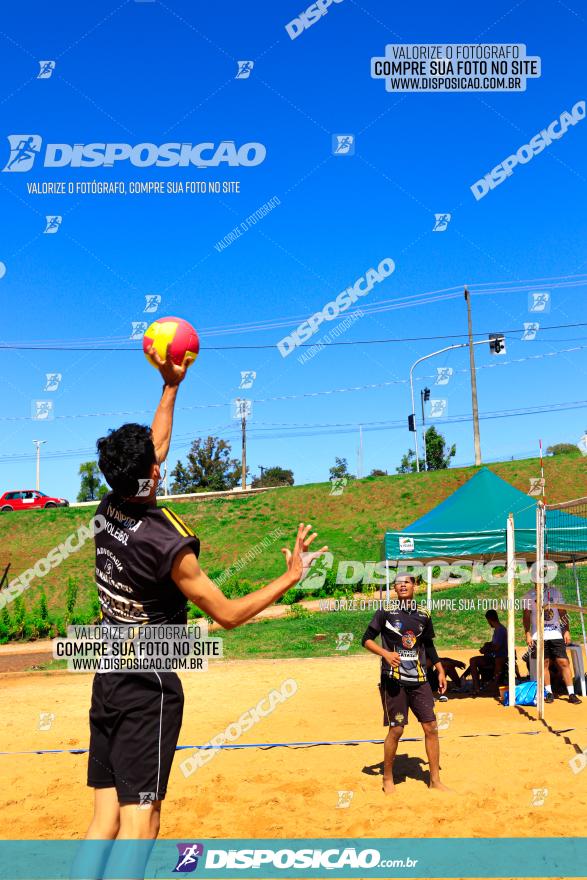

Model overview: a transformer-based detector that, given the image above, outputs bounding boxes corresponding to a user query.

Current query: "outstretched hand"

[282,523,328,585]
[147,343,194,387]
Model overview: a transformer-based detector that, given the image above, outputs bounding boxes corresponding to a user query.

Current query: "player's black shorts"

[379,676,436,727]
[88,671,184,804]
[531,638,568,661]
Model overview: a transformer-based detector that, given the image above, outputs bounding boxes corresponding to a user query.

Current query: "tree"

[329,457,355,482]
[369,468,388,477]
[77,461,108,502]
[424,426,456,470]
[546,443,581,456]
[170,436,242,493]
[252,466,294,488]
[396,428,456,473]
[396,450,417,474]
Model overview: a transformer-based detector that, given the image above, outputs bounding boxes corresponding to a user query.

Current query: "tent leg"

[572,557,587,697]
[536,503,545,720]
[426,565,432,610]
[385,561,390,604]
[506,513,516,707]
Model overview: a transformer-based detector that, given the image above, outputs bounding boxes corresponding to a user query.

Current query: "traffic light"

[489,333,506,355]
[408,414,416,432]
[423,387,431,402]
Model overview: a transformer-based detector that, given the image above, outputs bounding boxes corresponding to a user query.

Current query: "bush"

[90,593,101,623]
[546,443,580,456]
[13,597,26,639]
[0,606,12,643]
[52,615,67,637]
[333,586,355,602]
[288,603,312,619]
[281,587,306,605]
[219,578,256,599]
[66,577,79,617]
[31,588,52,638]
[37,589,49,623]
[187,604,213,624]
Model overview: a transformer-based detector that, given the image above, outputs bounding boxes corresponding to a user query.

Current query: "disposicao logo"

[470,100,585,200]
[277,257,395,357]
[173,843,205,873]
[3,135,43,172]
[3,136,266,171]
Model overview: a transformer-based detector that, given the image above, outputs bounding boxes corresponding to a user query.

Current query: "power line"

[1,398,586,462]
[0,342,585,424]
[1,321,587,352]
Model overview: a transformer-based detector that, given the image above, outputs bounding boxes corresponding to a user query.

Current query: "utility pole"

[33,440,46,491]
[464,287,482,466]
[357,425,363,478]
[241,414,247,490]
[258,465,266,480]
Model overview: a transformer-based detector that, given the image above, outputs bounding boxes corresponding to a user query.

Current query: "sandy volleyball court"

[1,652,586,842]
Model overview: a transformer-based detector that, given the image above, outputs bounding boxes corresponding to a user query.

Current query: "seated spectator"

[521,649,567,695]
[467,609,508,694]
[427,656,466,701]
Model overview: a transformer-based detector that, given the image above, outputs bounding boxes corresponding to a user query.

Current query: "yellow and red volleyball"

[142,316,199,369]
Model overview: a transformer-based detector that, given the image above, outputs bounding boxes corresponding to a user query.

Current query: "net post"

[571,557,587,696]
[536,502,545,719]
[506,512,516,707]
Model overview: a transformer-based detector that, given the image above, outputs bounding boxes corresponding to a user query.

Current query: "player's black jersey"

[94,493,200,626]
[362,606,438,686]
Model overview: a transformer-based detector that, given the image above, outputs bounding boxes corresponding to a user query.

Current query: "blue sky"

[0,0,586,500]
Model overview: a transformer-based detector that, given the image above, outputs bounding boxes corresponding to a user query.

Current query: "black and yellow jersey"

[362,605,439,686]
[94,492,200,626]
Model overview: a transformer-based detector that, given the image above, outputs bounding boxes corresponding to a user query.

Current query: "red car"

[0,490,69,512]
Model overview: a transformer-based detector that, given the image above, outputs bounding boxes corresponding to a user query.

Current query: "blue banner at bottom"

[0,838,586,879]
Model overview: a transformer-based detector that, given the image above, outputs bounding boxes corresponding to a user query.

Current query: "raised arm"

[172,523,327,629]
[148,345,194,464]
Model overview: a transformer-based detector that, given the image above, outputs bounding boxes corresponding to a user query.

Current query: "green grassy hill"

[1,453,585,640]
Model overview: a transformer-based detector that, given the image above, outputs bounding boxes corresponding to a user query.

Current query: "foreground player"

[362,574,448,794]
[85,346,327,846]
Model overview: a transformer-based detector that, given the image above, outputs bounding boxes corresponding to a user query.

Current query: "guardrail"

[68,486,277,508]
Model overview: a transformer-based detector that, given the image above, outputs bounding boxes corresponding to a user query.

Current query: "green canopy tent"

[383,467,587,562]
[381,467,587,706]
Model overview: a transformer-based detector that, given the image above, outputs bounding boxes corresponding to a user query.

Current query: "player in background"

[362,573,448,794]
[523,584,581,704]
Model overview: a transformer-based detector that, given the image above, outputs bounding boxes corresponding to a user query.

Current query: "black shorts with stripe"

[88,671,184,804]
[379,676,436,727]
[531,638,568,661]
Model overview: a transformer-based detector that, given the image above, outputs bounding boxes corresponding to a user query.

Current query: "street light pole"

[33,440,47,491]
[464,287,482,465]
[409,368,420,472]
[409,338,496,471]
[241,415,247,490]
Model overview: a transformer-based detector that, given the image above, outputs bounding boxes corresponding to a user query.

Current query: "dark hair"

[97,423,156,497]
[485,609,499,622]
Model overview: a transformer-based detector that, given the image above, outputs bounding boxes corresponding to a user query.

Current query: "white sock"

[545,685,553,694]
[567,685,575,695]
